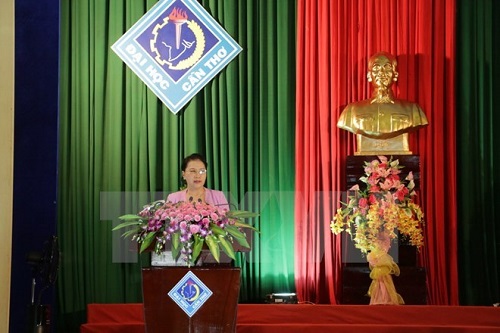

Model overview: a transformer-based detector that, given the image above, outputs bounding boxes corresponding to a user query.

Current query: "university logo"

[168,271,213,317]
[112,0,242,114]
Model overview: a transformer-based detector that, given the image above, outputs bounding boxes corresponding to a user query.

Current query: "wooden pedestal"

[142,267,240,333]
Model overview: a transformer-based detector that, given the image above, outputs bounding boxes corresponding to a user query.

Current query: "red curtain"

[294,0,458,305]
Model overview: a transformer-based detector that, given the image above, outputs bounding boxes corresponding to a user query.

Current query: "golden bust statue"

[337,52,428,155]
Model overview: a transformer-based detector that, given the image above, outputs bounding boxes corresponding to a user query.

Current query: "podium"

[142,266,241,333]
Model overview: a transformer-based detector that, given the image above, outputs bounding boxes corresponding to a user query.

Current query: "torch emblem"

[150,7,205,70]
[170,8,187,49]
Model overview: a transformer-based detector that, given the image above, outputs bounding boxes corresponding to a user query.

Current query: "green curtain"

[58,0,296,331]
[456,0,500,305]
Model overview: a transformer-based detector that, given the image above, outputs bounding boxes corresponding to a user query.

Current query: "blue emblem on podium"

[111,0,242,114]
[168,271,213,317]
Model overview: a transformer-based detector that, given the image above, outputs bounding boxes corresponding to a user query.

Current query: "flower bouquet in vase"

[331,156,424,305]
[114,200,258,267]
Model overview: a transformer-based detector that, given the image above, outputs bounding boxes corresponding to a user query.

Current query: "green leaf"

[232,220,259,232]
[118,214,143,221]
[224,225,245,238]
[218,235,236,260]
[225,225,250,248]
[205,235,220,262]
[121,229,141,238]
[226,210,259,219]
[139,232,156,253]
[210,223,227,236]
[191,235,204,264]
[112,219,143,231]
[235,237,250,248]
[171,233,181,260]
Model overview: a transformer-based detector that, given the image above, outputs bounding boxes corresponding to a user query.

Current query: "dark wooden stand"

[341,155,427,305]
[142,267,240,333]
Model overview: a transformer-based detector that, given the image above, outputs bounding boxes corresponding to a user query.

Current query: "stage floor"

[81,303,500,333]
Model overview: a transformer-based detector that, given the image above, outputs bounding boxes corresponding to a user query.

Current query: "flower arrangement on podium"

[114,200,258,267]
[330,155,425,305]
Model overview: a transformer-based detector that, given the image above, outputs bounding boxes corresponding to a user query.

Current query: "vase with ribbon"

[366,231,404,305]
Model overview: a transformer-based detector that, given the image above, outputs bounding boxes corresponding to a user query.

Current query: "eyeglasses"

[186,168,207,175]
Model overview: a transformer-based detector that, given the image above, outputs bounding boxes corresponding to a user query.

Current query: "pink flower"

[358,197,368,209]
[388,174,400,182]
[395,187,409,201]
[390,167,401,175]
[377,155,388,164]
[384,192,394,203]
[189,224,200,234]
[380,178,394,191]
[368,193,377,204]
[349,184,360,191]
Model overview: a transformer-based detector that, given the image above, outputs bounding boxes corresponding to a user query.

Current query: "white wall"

[0,0,14,330]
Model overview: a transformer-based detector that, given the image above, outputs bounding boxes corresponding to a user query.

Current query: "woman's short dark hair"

[181,153,207,171]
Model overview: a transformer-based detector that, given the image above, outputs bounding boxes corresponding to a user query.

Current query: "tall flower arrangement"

[114,200,258,267]
[330,156,424,254]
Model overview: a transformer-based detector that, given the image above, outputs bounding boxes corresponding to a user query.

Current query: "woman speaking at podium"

[166,153,230,211]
